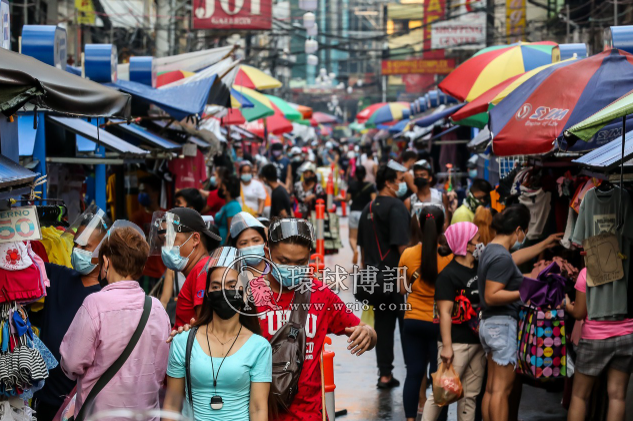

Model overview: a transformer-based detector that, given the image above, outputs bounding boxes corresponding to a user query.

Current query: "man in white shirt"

[239,161,267,216]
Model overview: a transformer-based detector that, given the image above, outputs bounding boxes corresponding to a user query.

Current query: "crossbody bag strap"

[185,326,199,419]
[369,201,390,262]
[74,295,152,421]
[288,289,312,329]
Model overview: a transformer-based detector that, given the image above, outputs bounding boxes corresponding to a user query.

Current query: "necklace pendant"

[210,395,223,410]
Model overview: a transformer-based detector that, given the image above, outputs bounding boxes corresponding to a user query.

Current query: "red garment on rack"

[29,241,49,263]
[0,264,44,303]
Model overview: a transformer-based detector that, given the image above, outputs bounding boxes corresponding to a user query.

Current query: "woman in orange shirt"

[399,206,452,421]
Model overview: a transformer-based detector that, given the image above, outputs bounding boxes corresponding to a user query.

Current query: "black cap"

[168,207,222,242]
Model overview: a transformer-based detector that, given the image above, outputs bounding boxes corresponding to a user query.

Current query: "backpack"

[269,289,312,412]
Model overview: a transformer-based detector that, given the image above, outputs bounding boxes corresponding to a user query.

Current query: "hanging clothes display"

[39,227,72,269]
[572,186,633,321]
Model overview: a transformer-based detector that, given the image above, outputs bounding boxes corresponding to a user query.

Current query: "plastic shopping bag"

[360,307,374,328]
[432,362,464,407]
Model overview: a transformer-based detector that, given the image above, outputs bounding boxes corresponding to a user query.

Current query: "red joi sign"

[193,0,272,30]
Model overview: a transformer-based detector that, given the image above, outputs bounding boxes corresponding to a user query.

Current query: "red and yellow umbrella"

[221,108,246,126]
[156,70,195,87]
[235,65,283,90]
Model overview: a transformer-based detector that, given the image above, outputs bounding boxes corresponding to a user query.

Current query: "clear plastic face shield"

[148,211,188,256]
[268,218,316,248]
[229,212,266,240]
[62,204,109,250]
[90,220,146,262]
[204,246,243,290]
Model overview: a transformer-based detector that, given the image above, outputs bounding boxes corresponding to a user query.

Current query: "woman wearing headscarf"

[422,222,485,421]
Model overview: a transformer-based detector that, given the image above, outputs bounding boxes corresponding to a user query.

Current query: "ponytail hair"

[491,204,530,236]
[413,206,445,286]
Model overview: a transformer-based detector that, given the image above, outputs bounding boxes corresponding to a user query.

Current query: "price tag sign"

[0,206,42,244]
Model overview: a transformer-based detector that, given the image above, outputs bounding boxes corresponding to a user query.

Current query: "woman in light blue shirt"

[164,247,271,421]
[215,175,243,242]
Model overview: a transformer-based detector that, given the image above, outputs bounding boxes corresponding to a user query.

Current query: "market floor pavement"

[324,214,567,421]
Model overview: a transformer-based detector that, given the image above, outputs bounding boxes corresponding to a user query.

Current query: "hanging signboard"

[193,0,272,30]
[381,58,456,75]
[506,0,526,43]
[75,0,96,25]
[0,206,42,244]
[423,0,445,58]
[431,0,486,50]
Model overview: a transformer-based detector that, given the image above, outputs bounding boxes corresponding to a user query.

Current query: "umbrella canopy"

[232,85,275,121]
[313,111,339,124]
[290,103,313,119]
[0,47,130,118]
[452,58,577,128]
[566,88,633,142]
[439,41,559,103]
[235,65,282,90]
[490,49,633,156]
[415,104,465,128]
[156,70,195,87]
[356,103,387,123]
[365,102,410,127]
[230,88,254,109]
[378,118,410,134]
[266,95,303,121]
[220,108,246,126]
[242,114,293,136]
[349,121,366,132]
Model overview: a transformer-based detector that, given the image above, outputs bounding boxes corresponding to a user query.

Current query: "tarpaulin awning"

[48,116,149,156]
[108,76,216,120]
[0,47,131,118]
[111,122,181,150]
[468,126,492,153]
[414,104,465,127]
[572,132,633,170]
[0,155,37,190]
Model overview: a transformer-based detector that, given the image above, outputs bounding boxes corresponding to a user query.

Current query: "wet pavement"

[322,214,567,421]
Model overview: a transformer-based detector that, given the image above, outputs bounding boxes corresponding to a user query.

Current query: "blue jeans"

[479,316,518,367]
[402,319,446,419]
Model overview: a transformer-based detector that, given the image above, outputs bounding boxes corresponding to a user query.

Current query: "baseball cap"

[168,207,222,242]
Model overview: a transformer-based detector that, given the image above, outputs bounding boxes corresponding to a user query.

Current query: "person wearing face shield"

[152,208,222,328]
[451,179,493,224]
[357,161,411,390]
[227,212,268,274]
[164,247,271,421]
[31,206,109,421]
[293,162,325,218]
[59,223,170,420]
[421,222,485,421]
[404,159,451,230]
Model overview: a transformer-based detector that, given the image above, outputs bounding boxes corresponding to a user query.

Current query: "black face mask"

[218,188,227,200]
[208,289,244,320]
[414,177,429,189]
[304,176,317,184]
[98,263,109,288]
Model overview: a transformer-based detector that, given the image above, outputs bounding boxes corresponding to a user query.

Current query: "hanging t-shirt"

[518,187,551,240]
[169,150,207,190]
[32,264,101,408]
[571,187,633,320]
[435,260,480,344]
[239,180,267,214]
[256,280,360,421]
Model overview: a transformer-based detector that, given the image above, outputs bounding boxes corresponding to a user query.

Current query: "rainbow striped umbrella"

[451,58,576,128]
[439,41,559,103]
[356,103,387,123]
[266,95,303,121]
[232,85,275,121]
[235,65,282,90]
[364,102,410,127]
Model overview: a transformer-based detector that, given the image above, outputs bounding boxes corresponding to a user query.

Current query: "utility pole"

[566,4,570,43]
[615,0,618,26]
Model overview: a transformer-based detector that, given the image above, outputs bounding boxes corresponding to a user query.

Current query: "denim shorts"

[349,211,362,229]
[479,315,518,367]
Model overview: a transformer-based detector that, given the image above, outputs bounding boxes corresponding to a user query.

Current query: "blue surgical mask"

[161,234,194,271]
[396,182,407,198]
[241,244,265,266]
[241,174,253,183]
[210,176,217,186]
[512,230,527,251]
[468,169,478,179]
[138,192,151,207]
[272,264,310,288]
[71,248,97,275]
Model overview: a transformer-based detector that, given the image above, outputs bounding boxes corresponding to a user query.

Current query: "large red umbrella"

[220,108,246,126]
[242,114,293,137]
[356,103,387,123]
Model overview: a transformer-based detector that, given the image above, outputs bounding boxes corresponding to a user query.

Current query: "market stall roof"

[0,47,131,118]
[0,155,37,191]
[48,116,149,156]
[107,77,216,121]
[110,122,181,150]
[414,104,465,128]
[150,120,212,148]
[572,133,633,170]
[467,126,492,153]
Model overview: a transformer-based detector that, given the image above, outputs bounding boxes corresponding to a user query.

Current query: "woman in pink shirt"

[565,268,633,421]
[60,223,171,419]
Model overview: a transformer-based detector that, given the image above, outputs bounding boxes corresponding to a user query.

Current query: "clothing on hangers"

[518,186,552,240]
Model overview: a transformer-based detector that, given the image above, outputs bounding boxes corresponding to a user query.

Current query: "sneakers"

[377,376,401,389]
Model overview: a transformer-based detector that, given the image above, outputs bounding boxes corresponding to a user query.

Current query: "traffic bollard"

[321,336,336,421]
[315,199,325,257]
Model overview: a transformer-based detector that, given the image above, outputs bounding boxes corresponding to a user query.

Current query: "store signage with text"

[193,0,272,30]
[0,206,42,244]
[382,58,456,75]
[423,0,445,58]
[506,0,526,43]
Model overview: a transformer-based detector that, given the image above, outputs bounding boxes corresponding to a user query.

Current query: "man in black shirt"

[260,163,294,218]
[358,160,411,389]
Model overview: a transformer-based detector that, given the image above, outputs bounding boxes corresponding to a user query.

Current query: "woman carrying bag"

[59,221,171,421]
